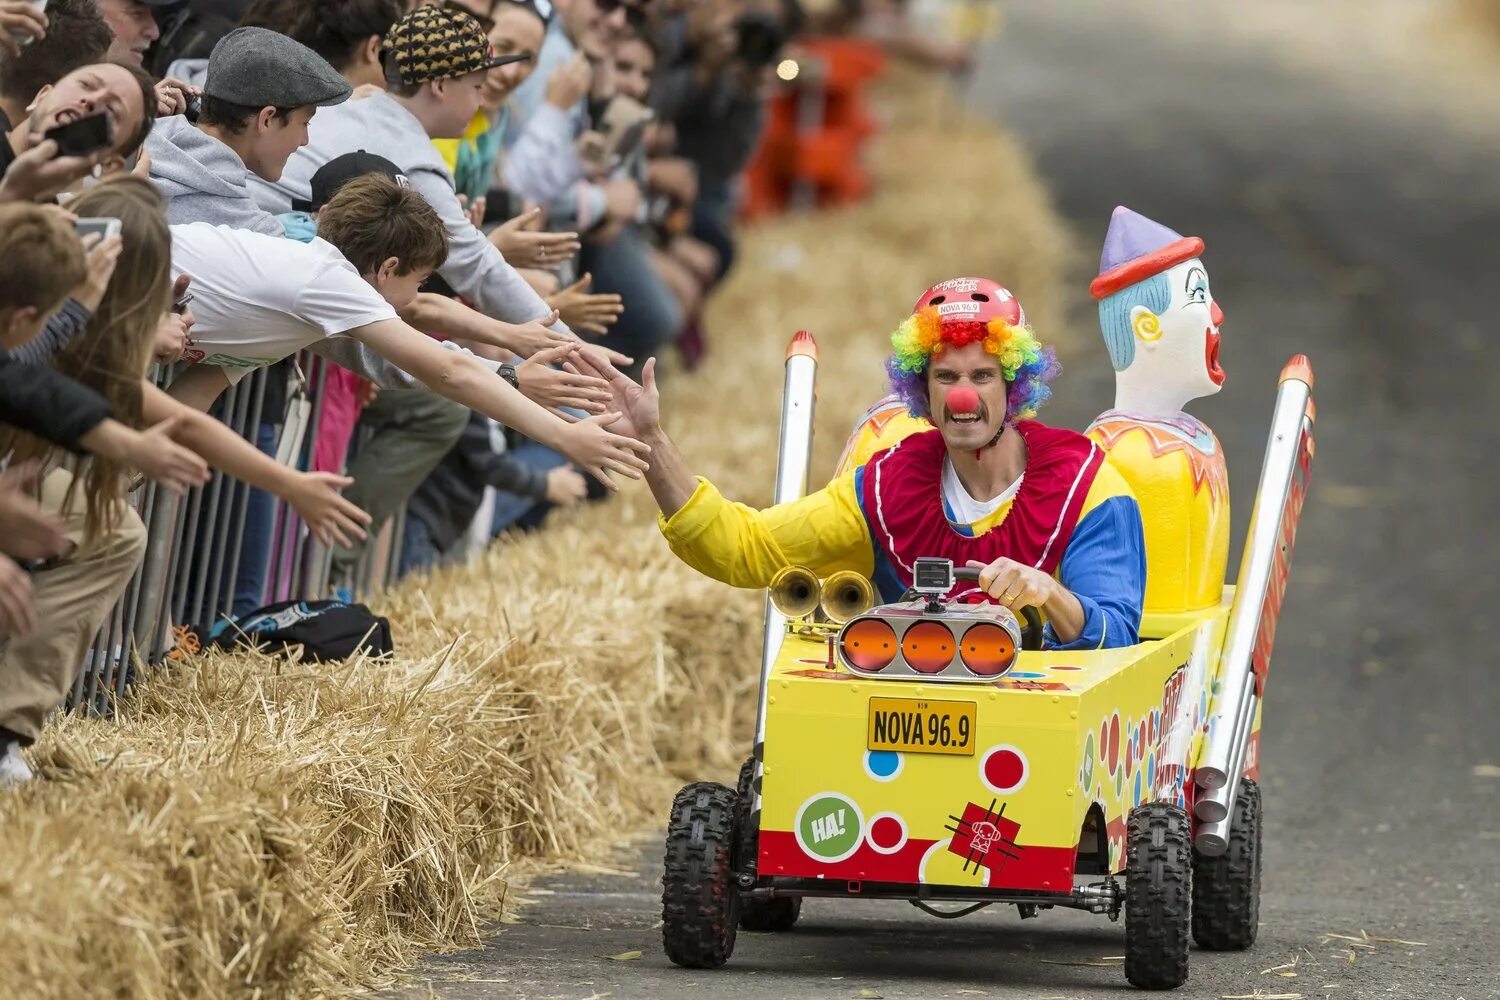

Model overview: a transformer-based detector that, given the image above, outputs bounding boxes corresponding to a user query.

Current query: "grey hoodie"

[253,91,568,336]
[148,115,285,237]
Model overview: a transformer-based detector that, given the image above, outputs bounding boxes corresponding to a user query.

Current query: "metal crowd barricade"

[65,354,408,716]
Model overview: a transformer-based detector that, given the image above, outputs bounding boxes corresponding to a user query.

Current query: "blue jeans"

[399,513,442,577]
[231,420,280,618]
[490,436,568,535]
[579,224,682,378]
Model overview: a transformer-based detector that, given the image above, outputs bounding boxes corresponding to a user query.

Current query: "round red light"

[901,621,956,674]
[959,622,1017,676]
[841,618,897,672]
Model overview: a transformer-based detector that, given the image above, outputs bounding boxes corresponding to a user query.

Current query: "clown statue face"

[1086,207,1232,615]
[1091,207,1226,418]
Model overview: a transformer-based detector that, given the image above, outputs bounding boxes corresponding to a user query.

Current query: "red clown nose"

[946,386,981,415]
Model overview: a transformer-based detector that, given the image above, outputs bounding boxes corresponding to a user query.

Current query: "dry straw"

[0,68,1069,998]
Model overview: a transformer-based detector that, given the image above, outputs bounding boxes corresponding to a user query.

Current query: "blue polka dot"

[1008,671,1048,680]
[867,750,900,778]
[1133,771,1143,804]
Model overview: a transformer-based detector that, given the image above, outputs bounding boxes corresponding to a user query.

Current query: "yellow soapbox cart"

[660,334,1315,991]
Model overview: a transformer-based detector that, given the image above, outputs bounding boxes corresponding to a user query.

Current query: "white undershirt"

[942,456,1024,526]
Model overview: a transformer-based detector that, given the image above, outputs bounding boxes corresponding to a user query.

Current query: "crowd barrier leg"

[60,351,416,718]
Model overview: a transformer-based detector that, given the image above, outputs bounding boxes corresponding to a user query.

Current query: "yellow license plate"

[867,697,976,756]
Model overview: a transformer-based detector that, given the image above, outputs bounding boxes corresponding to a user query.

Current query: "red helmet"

[911,277,1028,328]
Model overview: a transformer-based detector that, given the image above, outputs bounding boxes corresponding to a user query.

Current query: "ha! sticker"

[794,792,865,863]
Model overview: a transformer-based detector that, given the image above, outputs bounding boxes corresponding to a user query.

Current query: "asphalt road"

[395,4,1500,997]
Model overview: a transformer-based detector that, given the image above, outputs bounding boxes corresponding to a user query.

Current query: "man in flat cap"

[147,26,351,235]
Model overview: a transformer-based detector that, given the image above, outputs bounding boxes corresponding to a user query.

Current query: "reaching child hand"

[287,472,372,548]
[515,344,613,415]
[547,273,624,336]
[490,207,581,269]
[545,465,589,506]
[130,415,211,494]
[504,310,573,357]
[560,412,651,491]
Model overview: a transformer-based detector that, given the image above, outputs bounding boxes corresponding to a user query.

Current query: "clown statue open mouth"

[1086,207,1232,615]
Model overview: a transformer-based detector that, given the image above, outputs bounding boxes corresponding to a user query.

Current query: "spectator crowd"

[0,0,967,788]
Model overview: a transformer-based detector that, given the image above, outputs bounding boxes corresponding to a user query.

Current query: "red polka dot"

[870,815,903,849]
[984,748,1026,791]
[1107,715,1120,775]
[1053,665,1083,671]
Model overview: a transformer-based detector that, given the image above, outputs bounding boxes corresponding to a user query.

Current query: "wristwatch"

[497,363,520,391]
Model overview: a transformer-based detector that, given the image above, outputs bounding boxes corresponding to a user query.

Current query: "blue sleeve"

[1044,495,1146,650]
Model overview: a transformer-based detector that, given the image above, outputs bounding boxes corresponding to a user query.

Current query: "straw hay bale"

[1457,0,1500,42]
[0,69,1069,998]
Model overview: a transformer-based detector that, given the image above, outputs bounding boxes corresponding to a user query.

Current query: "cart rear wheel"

[734,756,802,932]
[1124,803,1193,990]
[1192,778,1262,951]
[662,781,740,968]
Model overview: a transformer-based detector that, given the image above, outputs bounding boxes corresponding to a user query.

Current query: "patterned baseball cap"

[382,5,532,87]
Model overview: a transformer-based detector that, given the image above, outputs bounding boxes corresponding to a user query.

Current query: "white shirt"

[171,223,397,385]
[942,455,1024,526]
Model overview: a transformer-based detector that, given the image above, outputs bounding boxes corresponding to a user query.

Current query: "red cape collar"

[860,422,1104,599]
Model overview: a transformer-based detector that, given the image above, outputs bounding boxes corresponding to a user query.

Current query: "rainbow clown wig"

[886,309,1061,424]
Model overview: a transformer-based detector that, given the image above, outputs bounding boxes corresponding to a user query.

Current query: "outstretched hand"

[567,352,660,442]
[515,343,612,415]
[560,412,650,491]
[288,472,371,548]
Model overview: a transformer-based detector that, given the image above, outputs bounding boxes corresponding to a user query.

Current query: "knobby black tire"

[1124,803,1193,990]
[1192,778,1262,951]
[734,756,803,932]
[662,781,740,968]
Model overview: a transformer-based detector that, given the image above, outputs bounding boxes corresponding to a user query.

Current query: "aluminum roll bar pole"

[752,331,820,782]
[1194,357,1315,855]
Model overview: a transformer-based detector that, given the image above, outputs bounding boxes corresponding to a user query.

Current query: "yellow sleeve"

[1078,458,1137,520]
[659,475,875,588]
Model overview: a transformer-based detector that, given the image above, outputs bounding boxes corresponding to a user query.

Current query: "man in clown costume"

[578,279,1147,649]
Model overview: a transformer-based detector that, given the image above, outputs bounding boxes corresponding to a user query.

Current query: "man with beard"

[582,278,1148,649]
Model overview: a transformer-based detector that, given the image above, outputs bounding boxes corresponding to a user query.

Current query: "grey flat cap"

[203,27,353,109]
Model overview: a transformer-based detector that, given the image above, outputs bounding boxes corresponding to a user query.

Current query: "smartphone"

[75,217,122,241]
[44,112,113,158]
[8,0,47,49]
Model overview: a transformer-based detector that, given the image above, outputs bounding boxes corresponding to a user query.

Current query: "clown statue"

[579,279,1147,650]
[1086,207,1231,616]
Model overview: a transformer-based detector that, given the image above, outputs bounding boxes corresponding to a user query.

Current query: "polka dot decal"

[866,812,909,855]
[980,744,1029,795]
[1106,713,1121,776]
[864,749,903,782]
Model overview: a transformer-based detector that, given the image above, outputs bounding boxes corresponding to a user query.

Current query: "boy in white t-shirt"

[166,174,649,488]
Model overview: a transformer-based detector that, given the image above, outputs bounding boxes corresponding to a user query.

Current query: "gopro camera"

[912,557,956,597]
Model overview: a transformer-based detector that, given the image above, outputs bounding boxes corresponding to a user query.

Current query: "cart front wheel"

[662,781,740,968]
[1124,803,1193,990]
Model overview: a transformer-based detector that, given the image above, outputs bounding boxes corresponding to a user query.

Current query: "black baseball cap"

[303,151,408,212]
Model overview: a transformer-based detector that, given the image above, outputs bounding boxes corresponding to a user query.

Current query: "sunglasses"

[441,0,495,33]
[595,0,651,16]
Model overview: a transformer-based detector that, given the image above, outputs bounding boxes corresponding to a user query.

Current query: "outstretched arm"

[349,318,648,489]
[569,353,874,587]
[139,380,371,547]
